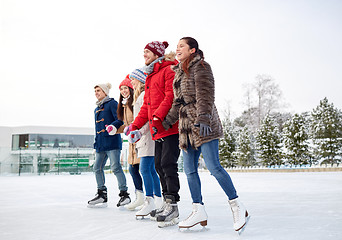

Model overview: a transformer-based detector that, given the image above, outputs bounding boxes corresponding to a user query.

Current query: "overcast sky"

[1,0,341,128]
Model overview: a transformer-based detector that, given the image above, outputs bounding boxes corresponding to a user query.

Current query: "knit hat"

[144,41,169,57]
[94,83,112,96]
[119,74,134,90]
[129,68,147,84]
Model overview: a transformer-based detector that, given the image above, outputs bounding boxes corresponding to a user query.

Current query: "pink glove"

[124,124,133,136]
[105,124,117,135]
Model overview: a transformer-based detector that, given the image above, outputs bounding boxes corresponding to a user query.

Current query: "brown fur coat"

[163,54,223,150]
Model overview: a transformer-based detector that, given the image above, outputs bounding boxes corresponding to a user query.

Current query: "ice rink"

[1,171,341,240]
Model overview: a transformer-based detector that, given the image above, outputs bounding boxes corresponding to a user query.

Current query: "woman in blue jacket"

[88,83,131,208]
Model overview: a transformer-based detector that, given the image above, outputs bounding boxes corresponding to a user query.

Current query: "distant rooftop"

[1,126,94,135]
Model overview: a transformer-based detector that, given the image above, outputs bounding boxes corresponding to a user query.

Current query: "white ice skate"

[125,190,144,211]
[178,203,208,230]
[136,196,155,220]
[229,198,250,235]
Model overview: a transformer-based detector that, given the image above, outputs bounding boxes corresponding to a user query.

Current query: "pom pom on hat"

[129,68,147,84]
[144,41,169,57]
[119,75,134,90]
[94,82,112,96]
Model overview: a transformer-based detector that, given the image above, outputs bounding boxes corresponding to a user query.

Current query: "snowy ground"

[0,171,341,240]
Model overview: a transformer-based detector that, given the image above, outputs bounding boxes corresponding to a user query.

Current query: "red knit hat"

[144,41,169,57]
[119,74,133,90]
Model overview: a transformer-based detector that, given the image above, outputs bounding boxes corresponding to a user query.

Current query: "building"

[0,126,129,175]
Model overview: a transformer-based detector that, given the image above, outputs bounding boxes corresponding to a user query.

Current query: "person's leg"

[107,149,128,192]
[140,156,161,197]
[129,163,143,191]
[201,139,238,200]
[93,151,108,190]
[149,157,161,197]
[159,134,180,201]
[154,140,167,197]
[182,146,202,204]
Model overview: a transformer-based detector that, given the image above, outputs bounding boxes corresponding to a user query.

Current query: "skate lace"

[232,204,240,223]
[162,203,173,216]
[184,208,196,221]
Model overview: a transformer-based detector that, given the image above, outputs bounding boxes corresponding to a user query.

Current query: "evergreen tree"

[256,114,284,167]
[310,97,342,165]
[283,113,311,166]
[236,127,256,167]
[219,118,238,168]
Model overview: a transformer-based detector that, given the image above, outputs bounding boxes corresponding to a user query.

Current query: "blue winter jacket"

[94,98,123,152]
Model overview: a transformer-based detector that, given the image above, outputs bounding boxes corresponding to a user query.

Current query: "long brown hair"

[180,37,205,76]
[117,87,134,121]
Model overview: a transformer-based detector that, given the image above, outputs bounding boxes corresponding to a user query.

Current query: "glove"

[105,124,117,135]
[151,117,163,137]
[195,123,212,137]
[128,130,142,143]
[124,124,133,136]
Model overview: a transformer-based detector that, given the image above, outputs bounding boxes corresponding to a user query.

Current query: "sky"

[1,0,342,128]
[1,171,341,240]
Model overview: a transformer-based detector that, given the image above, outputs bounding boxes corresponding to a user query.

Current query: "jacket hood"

[164,51,176,62]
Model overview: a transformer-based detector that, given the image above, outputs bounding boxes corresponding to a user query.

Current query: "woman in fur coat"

[162,37,249,232]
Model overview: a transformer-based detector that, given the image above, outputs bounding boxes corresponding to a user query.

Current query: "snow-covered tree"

[310,97,342,165]
[283,113,311,166]
[219,118,238,168]
[236,127,256,167]
[256,114,284,167]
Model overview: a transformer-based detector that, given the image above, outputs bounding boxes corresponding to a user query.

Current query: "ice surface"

[1,171,341,240]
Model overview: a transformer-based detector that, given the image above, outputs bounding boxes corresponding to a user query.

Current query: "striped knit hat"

[129,68,147,84]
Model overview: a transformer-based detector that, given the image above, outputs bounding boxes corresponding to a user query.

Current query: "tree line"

[218,75,342,168]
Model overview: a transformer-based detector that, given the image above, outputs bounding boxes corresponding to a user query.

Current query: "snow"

[1,171,342,240]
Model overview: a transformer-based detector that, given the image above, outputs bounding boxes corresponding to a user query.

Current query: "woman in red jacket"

[129,41,180,227]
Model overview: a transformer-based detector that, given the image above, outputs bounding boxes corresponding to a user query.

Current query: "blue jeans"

[129,164,143,192]
[140,156,161,197]
[183,139,238,204]
[94,149,127,192]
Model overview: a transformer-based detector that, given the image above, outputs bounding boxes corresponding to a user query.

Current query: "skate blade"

[237,215,251,235]
[135,215,150,220]
[179,225,209,233]
[87,202,108,208]
[158,218,179,228]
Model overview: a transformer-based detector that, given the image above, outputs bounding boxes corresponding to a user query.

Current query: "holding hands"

[128,130,142,143]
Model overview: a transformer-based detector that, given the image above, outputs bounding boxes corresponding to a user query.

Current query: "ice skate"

[157,195,179,228]
[178,203,208,230]
[154,195,164,209]
[229,198,250,234]
[136,196,155,220]
[117,190,131,207]
[87,189,108,208]
[125,190,144,211]
[150,198,166,221]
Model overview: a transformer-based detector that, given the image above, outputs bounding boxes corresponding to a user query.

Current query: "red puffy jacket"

[132,57,179,140]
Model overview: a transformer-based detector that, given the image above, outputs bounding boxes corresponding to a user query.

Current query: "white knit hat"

[94,83,112,95]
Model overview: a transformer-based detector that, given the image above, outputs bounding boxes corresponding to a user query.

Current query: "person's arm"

[152,67,175,121]
[194,61,215,125]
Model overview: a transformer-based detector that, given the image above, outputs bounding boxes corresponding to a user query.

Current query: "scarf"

[143,56,165,75]
[96,96,110,107]
[122,95,130,105]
